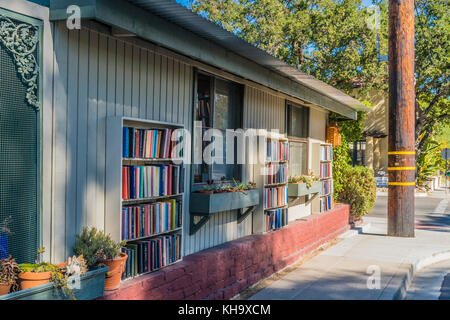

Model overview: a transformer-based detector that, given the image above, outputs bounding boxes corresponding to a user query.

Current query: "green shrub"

[332,143,352,197]
[336,166,376,219]
[73,227,125,269]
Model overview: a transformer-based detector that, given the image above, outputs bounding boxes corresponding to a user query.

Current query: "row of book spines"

[265,164,288,184]
[266,141,289,161]
[122,165,184,200]
[320,162,332,178]
[265,208,288,231]
[123,127,176,159]
[320,195,333,212]
[320,145,333,161]
[321,180,333,195]
[121,234,182,278]
[121,201,182,240]
[264,186,288,209]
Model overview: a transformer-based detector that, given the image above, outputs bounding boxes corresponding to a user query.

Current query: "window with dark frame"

[193,72,243,184]
[286,102,310,177]
[287,102,309,139]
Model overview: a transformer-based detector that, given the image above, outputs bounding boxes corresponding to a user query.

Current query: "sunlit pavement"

[246,191,450,300]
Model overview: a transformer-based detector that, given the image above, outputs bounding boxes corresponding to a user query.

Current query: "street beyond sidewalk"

[244,192,450,300]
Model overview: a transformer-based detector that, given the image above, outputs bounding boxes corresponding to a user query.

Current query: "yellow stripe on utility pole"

[387,151,416,155]
[387,167,416,171]
[388,182,416,186]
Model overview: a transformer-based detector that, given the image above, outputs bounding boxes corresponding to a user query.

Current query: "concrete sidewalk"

[246,216,450,300]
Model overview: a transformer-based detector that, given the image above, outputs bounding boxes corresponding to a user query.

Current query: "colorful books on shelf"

[265,163,288,185]
[122,164,184,200]
[265,208,288,231]
[121,199,182,240]
[121,233,182,278]
[321,179,333,196]
[122,126,178,159]
[264,186,288,209]
[320,145,333,161]
[320,195,333,212]
[266,140,289,162]
[320,162,332,179]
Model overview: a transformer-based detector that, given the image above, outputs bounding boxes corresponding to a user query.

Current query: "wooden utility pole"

[387,0,415,237]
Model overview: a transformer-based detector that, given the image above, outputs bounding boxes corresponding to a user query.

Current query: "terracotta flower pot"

[0,282,11,295]
[18,271,52,290]
[98,252,127,291]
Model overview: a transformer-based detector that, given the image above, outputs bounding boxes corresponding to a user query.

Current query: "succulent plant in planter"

[289,173,319,188]
[0,256,19,295]
[73,227,126,291]
[18,248,60,291]
[52,255,88,300]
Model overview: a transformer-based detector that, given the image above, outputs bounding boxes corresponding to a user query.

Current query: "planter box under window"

[0,266,108,300]
[190,189,260,214]
[288,181,321,197]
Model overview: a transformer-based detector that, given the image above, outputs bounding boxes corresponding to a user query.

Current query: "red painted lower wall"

[100,204,350,300]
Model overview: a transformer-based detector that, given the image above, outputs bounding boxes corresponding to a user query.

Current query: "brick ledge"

[100,204,350,300]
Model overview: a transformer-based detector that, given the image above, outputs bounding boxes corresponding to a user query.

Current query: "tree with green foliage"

[413,0,449,159]
[191,0,448,186]
[191,0,387,97]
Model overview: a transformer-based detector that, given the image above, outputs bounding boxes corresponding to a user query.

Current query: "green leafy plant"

[35,247,45,264]
[416,139,447,188]
[231,178,256,194]
[332,142,352,198]
[289,173,319,188]
[51,255,88,300]
[0,256,19,286]
[51,270,75,300]
[195,179,256,194]
[18,263,59,273]
[73,227,125,269]
[18,248,82,299]
[336,166,376,220]
[19,247,59,273]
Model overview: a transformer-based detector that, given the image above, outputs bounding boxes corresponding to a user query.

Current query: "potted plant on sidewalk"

[0,256,19,295]
[73,227,126,291]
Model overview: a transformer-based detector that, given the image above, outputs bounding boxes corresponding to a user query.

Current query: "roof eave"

[50,0,359,120]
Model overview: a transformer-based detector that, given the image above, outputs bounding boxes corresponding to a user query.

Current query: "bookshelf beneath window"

[105,116,185,280]
[319,143,333,212]
[262,132,289,232]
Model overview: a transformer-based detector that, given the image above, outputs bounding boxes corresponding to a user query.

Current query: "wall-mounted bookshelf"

[105,116,185,280]
[319,143,333,212]
[263,133,289,232]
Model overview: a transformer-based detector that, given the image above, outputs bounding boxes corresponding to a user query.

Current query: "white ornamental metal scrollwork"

[0,15,40,111]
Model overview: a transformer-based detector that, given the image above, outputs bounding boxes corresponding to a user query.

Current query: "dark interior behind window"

[193,72,243,184]
[287,102,309,139]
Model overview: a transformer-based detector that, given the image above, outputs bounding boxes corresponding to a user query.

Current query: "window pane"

[212,79,241,182]
[193,74,242,184]
[214,93,229,130]
[287,103,309,138]
[289,141,307,176]
[193,73,212,183]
